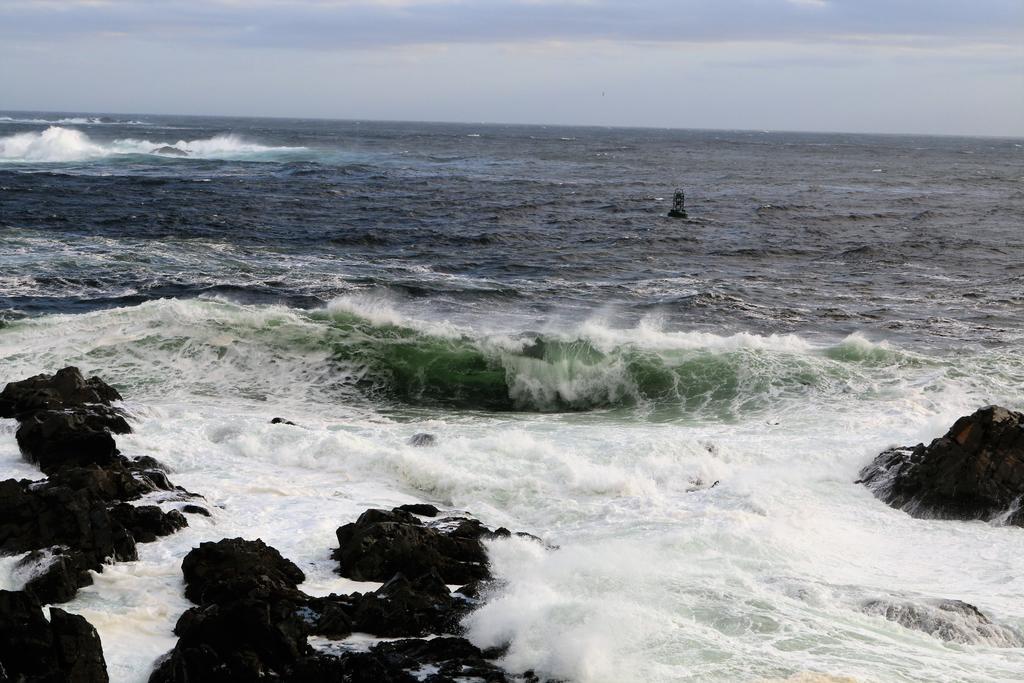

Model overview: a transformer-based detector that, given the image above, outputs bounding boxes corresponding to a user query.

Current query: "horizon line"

[2,108,1022,141]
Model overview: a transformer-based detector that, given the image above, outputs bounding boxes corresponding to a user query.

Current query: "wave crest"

[0,126,304,162]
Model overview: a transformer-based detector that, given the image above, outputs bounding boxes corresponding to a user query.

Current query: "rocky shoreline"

[1,369,1022,681]
[0,368,549,682]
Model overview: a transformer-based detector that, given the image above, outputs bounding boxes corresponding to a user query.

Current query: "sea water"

[1,113,1022,682]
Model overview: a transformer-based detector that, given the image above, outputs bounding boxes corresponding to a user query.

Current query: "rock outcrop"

[0,589,109,682]
[151,146,188,157]
[1,368,195,605]
[151,508,544,682]
[862,598,1024,647]
[858,406,1024,525]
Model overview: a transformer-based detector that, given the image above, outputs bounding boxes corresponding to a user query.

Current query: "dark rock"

[152,146,188,157]
[0,366,123,419]
[288,637,515,683]
[181,504,212,517]
[333,509,490,584]
[18,549,92,605]
[151,539,311,683]
[152,597,309,682]
[181,538,306,606]
[862,598,1024,646]
[307,570,467,639]
[110,504,188,544]
[0,589,61,681]
[48,463,155,503]
[0,477,138,570]
[288,651,416,683]
[408,433,436,447]
[374,636,509,680]
[858,406,1024,525]
[395,503,439,517]
[0,590,109,682]
[131,456,169,472]
[50,607,110,682]
[270,417,297,426]
[16,410,124,475]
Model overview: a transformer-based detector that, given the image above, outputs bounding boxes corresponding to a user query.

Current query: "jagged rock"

[0,366,123,419]
[181,504,212,517]
[47,463,156,503]
[0,477,137,569]
[858,406,1024,524]
[333,509,491,584]
[152,146,188,157]
[395,503,439,517]
[408,433,436,447]
[290,637,515,683]
[0,590,109,682]
[16,410,126,475]
[131,455,169,472]
[288,651,416,683]
[309,570,467,639]
[16,549,92,605]
[151,539,311,682]
[181,538,306,606]
[154,513,543,683]
[50,607,111,682]
[151,597,309,682]
[110,504,188,543]
[862,598,1024,647]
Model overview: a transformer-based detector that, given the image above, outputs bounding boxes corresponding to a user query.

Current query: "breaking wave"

[0,297,940,417]
[0,115,149,125]
[0,126,305,163]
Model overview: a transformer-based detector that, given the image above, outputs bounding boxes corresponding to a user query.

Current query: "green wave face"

[315,309,926,416]
[2,299,957,418]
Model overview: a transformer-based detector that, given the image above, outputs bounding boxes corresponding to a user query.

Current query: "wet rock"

[0,366,123,419]
[152,597,310,682]
[110,504,188,543]
[152,146,188,157]
[16,410,125,475]
[0,477,138,570]
[131,455,169,472]
[181,537,306,606]
[181,504,212,517]
[154,513,543,683]
[395,503,439,517]
[862,598,1024,647]
[333,509,491,584]
[17,549,92,605]
[151,539,311,682]
[47,463,156,503]
[50,606,111,682]
[309,570,467,639]
[271,417,297,426]
[858,406,1024,524]
[291,637,514,683]
[0,590,109,682]
[408,432,436,447]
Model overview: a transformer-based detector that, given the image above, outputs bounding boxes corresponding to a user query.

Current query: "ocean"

[1,112,1022,682]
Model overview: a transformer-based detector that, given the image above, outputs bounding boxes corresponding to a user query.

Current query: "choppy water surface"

[1,112,1023,682]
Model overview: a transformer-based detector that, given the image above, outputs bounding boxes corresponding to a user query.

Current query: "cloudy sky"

[1,0,1022,135]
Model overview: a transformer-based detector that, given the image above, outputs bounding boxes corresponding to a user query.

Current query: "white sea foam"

[0,126,305,162]
[0,116,150,125]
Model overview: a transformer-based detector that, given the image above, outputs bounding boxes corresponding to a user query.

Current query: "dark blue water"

[2,112,1022,351]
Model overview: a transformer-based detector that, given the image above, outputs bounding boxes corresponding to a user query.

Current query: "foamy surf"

[0,126,305,162]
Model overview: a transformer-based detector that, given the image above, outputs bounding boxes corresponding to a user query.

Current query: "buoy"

[667,189,687,218]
